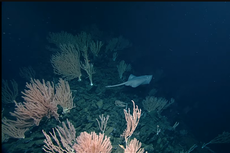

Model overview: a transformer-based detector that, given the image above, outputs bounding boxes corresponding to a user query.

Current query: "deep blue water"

[2,2,230,153]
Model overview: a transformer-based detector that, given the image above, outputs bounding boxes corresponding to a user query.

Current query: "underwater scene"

[2,2,230,153]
